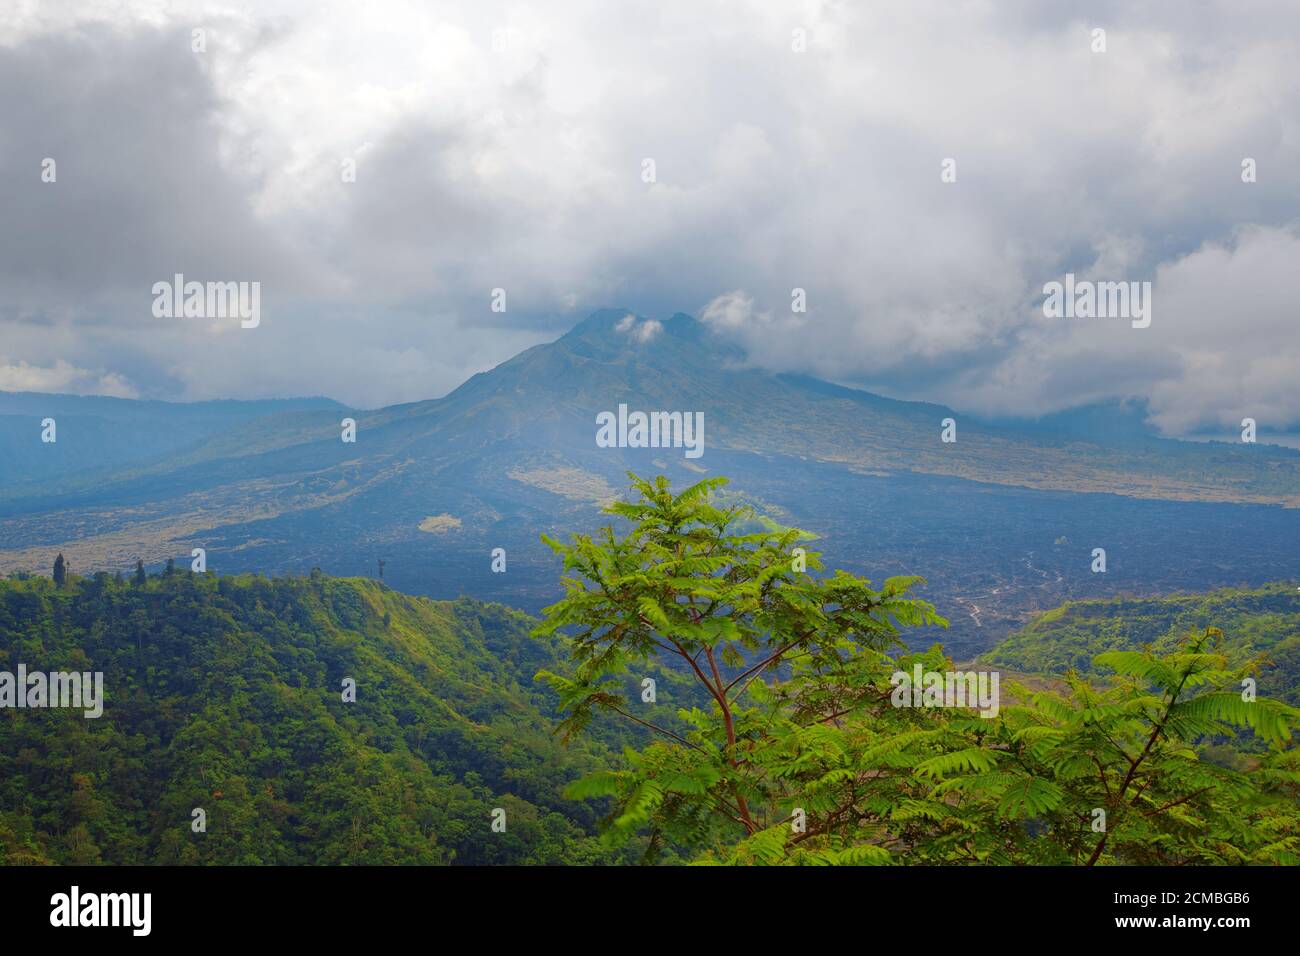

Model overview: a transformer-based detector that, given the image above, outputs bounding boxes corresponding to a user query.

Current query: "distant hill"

[0,391,347,488]
[2,310,1299,656]
[0,571,633,864]
[972,399,1163,450]
[6,311,1298,505]
[981,582,1300,706]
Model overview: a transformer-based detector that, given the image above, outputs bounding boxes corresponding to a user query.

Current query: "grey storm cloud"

[0,20,304,311]
[0,0,1297,428]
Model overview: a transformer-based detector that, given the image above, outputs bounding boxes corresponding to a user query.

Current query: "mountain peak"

[563,308,703,343]
[553,309,726,367]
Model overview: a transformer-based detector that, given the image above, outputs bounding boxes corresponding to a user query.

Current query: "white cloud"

[701,291,764,331]
[931,224,1300,432]
[0,0,1297,430]
[616,314,662,343]
[0,358,139,398]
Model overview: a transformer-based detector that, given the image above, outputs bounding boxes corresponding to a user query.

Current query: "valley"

[2,310,1298,660]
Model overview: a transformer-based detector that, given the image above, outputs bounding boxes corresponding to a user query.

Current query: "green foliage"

[983,583,1300,706]
[536,474,1300,865]
[0,571,632,865]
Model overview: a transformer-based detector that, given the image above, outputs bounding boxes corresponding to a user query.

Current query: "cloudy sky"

[1,0,1297,435]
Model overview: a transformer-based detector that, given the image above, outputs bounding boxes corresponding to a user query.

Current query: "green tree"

[134,560,146,586]
[535,474,1300,865]
[52,553,66,589]
[534,473,942,851]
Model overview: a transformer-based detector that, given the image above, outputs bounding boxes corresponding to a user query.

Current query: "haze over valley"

[4,310,1297,658]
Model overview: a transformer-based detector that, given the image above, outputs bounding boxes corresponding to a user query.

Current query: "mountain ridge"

[3,310,1299,657]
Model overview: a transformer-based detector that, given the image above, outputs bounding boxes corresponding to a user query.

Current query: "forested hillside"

[3,543,1297,866]
[0,571,630,865]
[982,584,1300,705]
